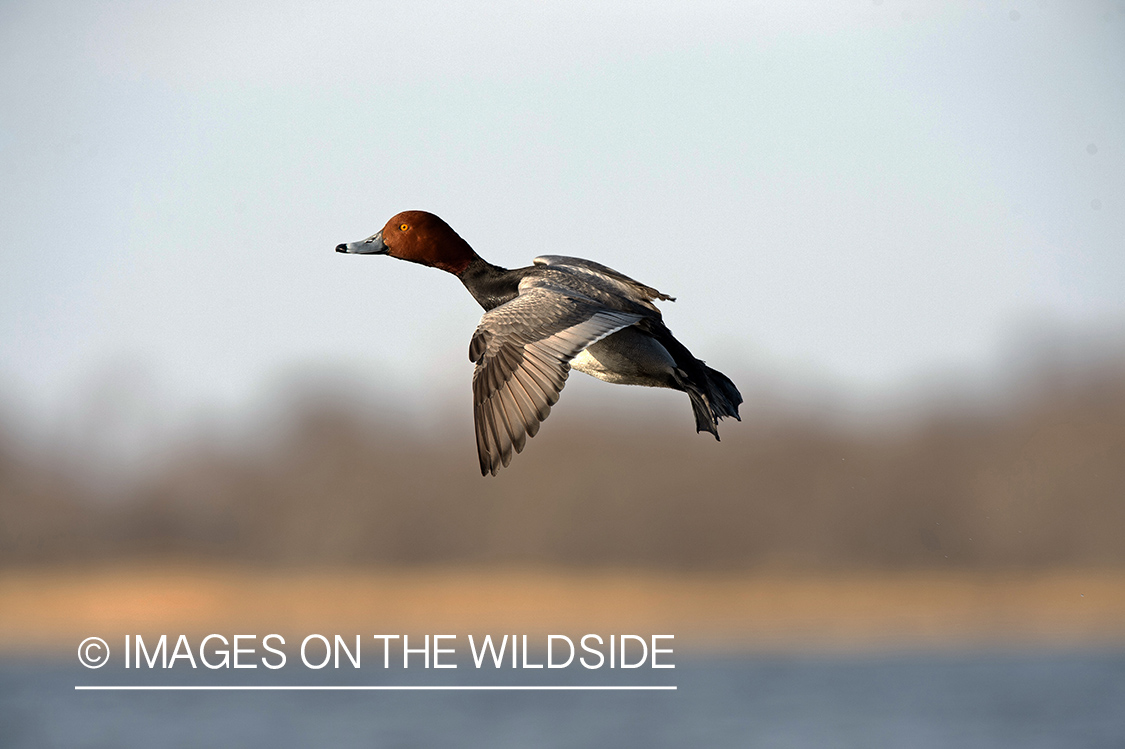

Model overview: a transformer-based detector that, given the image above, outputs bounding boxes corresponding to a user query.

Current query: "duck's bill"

[335,230,389,255]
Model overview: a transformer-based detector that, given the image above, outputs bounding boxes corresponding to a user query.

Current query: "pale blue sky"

[1,0,1122,445]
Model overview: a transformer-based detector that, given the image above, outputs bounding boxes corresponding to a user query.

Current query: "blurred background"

[1,0,1123,746]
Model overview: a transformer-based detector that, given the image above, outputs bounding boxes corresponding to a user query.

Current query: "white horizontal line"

[75,685,677,691]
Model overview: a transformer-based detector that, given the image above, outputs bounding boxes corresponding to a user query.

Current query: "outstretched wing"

[469,286,641,476]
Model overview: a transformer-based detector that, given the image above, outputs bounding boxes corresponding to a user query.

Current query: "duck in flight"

[336,211,742,476]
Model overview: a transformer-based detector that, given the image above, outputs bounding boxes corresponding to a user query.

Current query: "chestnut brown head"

[335,211,478,276]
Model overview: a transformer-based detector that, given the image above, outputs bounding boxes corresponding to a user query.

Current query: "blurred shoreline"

[4,357,1125,569]
[3,563,1122,656]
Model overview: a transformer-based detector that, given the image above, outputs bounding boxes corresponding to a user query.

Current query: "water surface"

[2,651,1122,748]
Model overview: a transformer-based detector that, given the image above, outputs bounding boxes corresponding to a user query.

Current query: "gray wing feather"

[533,255,675,305]
[469,287,641,476]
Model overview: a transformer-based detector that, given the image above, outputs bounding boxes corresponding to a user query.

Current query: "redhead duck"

[336,210,742,476]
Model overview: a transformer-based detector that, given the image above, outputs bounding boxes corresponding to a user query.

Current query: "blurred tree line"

[1,359,1123,570]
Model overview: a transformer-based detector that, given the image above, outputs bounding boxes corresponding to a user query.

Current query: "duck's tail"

[640,319,743,439]
[673,363,743,440]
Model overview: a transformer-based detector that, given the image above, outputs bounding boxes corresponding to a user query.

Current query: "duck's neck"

[458,256,527,311]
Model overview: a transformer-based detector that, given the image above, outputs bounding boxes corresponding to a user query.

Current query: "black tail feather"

[672,364,742,440]
[703,365,743,422]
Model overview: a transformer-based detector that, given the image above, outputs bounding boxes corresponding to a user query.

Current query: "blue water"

[2,651,1123,748]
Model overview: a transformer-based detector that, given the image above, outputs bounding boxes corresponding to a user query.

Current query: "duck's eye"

[400,223,409,231]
